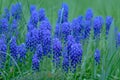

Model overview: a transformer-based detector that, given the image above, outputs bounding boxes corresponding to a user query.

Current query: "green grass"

[0,0,120,80]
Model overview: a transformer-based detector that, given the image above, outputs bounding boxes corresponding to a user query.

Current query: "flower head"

[85,8,93,21]
[66,35,75,55]
[72,16,83,42]
[93,16,103,39]
[94,49,100,64]
[11,19,18,30]
[62,53,69,72]
[39,8,47,21]
[30,10,39,27]
[0,18,8,33]
[30,5,36,14]
[35,44,43,60]
[3,8,10,21]
[41,29,51,55]
[17,43,26,62]
[55,24,60,38]
[10,36,18,61]
[11,3,22,20]
[106,16,113,35]
[27,21,34,32]
[57,3,69,23]
[61,22,71,40]
[117,32,120,47]
[32,53,39,71]
[0,38,7,68]
[0,34,6,43]
[70,43,83,71]
[39,20,51,31]
[83,20,91,39]
[52,38,62,67]
[25,28,39,51]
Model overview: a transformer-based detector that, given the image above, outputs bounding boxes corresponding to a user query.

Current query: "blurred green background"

[1,0,120,29]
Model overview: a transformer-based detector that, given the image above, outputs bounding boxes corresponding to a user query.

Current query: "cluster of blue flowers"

[0,2,120,73]
[0,3,22,42]
[0,35,7,68]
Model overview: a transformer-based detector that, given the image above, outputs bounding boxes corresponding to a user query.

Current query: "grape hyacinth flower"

[61,22,71,41]
[55,24,60,38]
[39,20,51,31]
[72,16,83,42]
[41,29,51,56]
[30,10,39,27]
[17,43,26,62]
[25,28,39,51]
[0,18,8,34]
[3,8,10,21]
[117,32,120,47]
[57,3,69,23]
[52,38,62,67]
[9,36,18,61]
[93,16,103,39]
[70,43,83,72]
[0,34,6,44]
[0,38,7,68]
[11,19,18,30]
[11,3,22,20]
[106,16,113,35]
[94,49,100,64]
[66,35,75,55]
[30,5,36,14]
[27,21,34,32]
[11,19,18,36]
[39,8,47,22]
[62,53,69,72]
[83,20,91,39]
[37,29,42,44]
[35,44,43,60]
[85,8,93,21]
[32,53,40,71]
[6,19,18,42]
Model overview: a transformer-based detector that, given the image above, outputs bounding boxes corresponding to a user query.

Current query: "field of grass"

[0,0,120,80]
